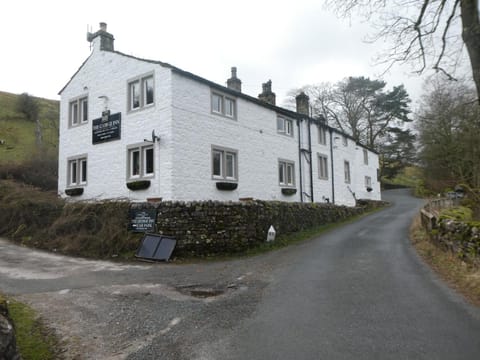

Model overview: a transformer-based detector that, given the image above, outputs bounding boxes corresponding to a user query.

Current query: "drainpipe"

[307,119,314,202]
[297,119,303,203]
[329,128,335,204]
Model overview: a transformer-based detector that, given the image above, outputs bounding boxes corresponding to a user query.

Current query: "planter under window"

[366,187,373,192]
[65,187,84,196]
[127,180,151,191]
[216,182,238,191]
[281,188,297,196]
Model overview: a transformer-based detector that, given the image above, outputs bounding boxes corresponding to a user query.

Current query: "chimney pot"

[295,92,310,116]
[100,22,107,31]
[258,80,276,106]
[227,66,242,92]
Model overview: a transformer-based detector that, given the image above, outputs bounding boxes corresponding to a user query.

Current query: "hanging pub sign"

[92,111,121,144]
[128,208,157,233]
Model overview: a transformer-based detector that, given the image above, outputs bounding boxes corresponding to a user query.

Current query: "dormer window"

[128,74,154,112]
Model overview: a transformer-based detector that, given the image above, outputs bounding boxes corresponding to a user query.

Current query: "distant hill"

[0,91,59,164]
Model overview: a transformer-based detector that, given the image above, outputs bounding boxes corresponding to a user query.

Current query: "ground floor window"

[365,176,372,188]
[318,154,328,180]
[67,156,87,186]
[212,146,238,180]
[344,160,351,184]
[279,159,295,186]
[127,144,154,179]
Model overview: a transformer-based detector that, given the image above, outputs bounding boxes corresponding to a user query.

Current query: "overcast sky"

[2,0,427,106]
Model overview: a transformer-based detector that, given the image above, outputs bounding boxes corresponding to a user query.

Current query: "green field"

[0,91,59,164]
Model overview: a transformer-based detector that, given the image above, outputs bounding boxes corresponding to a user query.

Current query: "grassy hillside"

[0,91,59,164]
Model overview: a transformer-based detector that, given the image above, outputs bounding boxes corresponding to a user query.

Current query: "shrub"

[0,156,57,191]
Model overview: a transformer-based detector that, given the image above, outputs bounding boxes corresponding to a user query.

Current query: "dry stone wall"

[132,199,387,256]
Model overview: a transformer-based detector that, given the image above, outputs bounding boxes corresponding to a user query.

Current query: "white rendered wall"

[170,73,300,202]
[58,48,174,201]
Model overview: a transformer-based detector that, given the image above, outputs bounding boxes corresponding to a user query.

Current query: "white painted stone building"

[58,23,381,206]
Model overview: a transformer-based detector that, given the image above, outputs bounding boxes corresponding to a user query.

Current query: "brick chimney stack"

[227,67,242,92]
[87,22,115,52]
[258,80,276,106]
[295,91,310,116]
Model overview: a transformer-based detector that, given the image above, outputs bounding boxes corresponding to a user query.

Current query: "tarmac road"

[1,189,480,359]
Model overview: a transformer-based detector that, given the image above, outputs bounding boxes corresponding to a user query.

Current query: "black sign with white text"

[128,208,157,233]
[92,112,121,144]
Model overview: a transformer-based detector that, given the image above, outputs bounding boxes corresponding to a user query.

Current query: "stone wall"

[133,199,387,256]
[420,199,480,265]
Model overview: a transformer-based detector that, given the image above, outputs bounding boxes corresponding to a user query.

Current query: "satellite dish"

[152,130,160,142]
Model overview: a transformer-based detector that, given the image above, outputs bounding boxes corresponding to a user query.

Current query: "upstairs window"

[212,146,238,180]
[318,126,327,145]
[69,96,88,127]
[279,160,295,186]
[211,91,236,119]
[277,117,294,137]
[344,160,351,184]
[127,144,154,179]
[363,149,369,165]
[67,156,87,186]
[128,74,154,111]
[342,135,348,146]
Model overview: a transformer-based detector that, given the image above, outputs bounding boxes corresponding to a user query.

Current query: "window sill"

[216,182,238,191]
[126,180,151,191]
[65,187,84,196]
[281,188,297,196]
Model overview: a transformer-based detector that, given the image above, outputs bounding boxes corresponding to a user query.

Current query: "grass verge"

[5,297,58,359]
[410,215,480,307]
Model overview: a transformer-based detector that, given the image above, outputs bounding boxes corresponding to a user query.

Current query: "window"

[363,149,369,165]
[279,160,295,186]
[318,126,327,145]
[318,154,328,180]
[128,74,154,111]
[344,160,351,184]
[342,135,348,146]
[69,96,88,126]
[365,176,372,188]
[277,117,294,136]
[212,146,238,180]
[67,156,87,186]
[127,144,154,179]
[211,91,236,119]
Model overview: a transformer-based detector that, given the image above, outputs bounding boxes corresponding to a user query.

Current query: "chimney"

[258,80,276,105]
[87,22,115,52]
[227,67,242,92]
[295,91,310,116]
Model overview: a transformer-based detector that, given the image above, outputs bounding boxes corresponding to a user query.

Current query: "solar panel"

[136,233,176,261]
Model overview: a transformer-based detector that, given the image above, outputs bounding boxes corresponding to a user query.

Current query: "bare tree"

[327,0,480,102]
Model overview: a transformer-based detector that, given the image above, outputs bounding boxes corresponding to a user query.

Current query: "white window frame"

[318,126,327,145]
[277,116,294,137]
[211,91,236,119]
[318,154,328,180]
[127,143,155,180]
[68,95,88,127]
[363,149,369,165]
[211,146,238,181]
[128,73,155,112]
[365,176,372,188]
[344,160,351,184]
[279,159,295,187]
[67,155,87,187]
